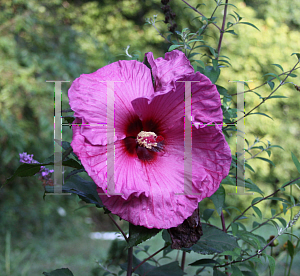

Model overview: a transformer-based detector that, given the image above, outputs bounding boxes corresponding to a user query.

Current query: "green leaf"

[231,222,238,236]
[265,254,276,275]
[291,53,300,61]
[146,261,185,276]
[238,22,260,31]
[287,240,295,258]
[275,217,287,228]
[255,157,275,167]
[120,255,155,275]
[264,72,281,82]
[267,81,274,90]
[252,206,262,220]
[202,209,215,222]
[226,30,238,35]
[268,95,288,99]
[43,268,74,276]
[186,224,239,255]
[213,268,227,276]
[198,65,220,84]
[231,265,243,276]
[212,59,218,70]
[291,152,300,174]
[281,178,300,189]
[209,185,225,216]
[248,112,273,120]
[126,224,161,249]
[221,175,235,185]
[162,229,172,244]
[233,11,242,21]
[168,45,182,51]
[245,179,264,195]
[189,258,219,266]
[194,60,205,68]
[45,175,104,208]
[252,197,263,205]
[271,63,284,72]
[236,231,262,249]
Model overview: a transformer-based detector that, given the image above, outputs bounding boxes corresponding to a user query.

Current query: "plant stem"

[108,213,129,242]
[287,256,294,276]
[132,245,168,273]
[127,247,133,276]
[181,0,220,31]
[136,246,160,266]
[181,251,186,271]
[232,66,300,96]
[216,0,229,60]
[227,176,300,231]
[235,61,299,123]
[221,212,229,275]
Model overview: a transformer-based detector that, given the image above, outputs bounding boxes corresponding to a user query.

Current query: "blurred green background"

[0,0,300,275]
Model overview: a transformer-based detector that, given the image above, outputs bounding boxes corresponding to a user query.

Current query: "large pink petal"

[68,60,154,146]
[145,50,194,94]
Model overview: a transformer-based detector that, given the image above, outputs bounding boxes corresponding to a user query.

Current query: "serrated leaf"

[43,268,74,276]
[126,224,160,249]
[209,185,225,216]
[186,224,239,255]
[239,22,260,31]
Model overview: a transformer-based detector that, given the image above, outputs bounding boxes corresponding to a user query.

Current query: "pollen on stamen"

[136,131,163,149]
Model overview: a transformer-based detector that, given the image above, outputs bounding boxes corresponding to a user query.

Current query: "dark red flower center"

[122,116,165,162]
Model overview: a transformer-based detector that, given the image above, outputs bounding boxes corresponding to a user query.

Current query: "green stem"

[287,256,294,276]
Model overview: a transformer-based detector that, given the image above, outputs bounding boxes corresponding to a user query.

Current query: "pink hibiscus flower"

[68,50,231,229]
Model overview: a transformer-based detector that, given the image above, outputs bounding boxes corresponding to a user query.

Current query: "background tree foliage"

[0,0,299,274]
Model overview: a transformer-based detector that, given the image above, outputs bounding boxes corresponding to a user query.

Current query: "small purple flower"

[19,152,54,185]
[19,152,34,164]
